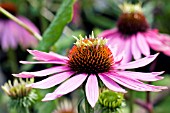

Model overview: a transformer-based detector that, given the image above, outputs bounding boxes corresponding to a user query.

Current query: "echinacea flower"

[99,3,170,63]
[14,33,167,108]
[0,2,39,51]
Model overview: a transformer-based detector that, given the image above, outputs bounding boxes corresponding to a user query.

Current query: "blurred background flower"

[99,3,170,64]
[0,2,39,51]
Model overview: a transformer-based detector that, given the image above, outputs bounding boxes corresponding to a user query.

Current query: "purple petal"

[42,74,87,101]
[107,73,167,92]
[20,60,66,64]
[86,74,99,108]
[99,73,126,93]
[1,21,17,50]
[131,35,141,60]
[115,53,159,69]
[120,38,132,64]
[27,71,74,89]
[18,16,39,33]
[27,50,69,62]
[136,33,150,56]
[13,66,70,78]
[116,71,164,81]
[98,28,118,38]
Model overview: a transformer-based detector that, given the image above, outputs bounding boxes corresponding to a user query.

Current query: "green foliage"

[38,0,75,51]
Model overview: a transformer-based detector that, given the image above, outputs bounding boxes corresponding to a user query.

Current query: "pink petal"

[1,21,17,50]
[116,71,164,81]
[20,60,66,64]
[18,16,40,33]
[120,38,132,64]
[99,73,126,93]
[27,71,74,89]
[86,74,99,108]
[27,49,68,62]
[131,35,141,60]
[113,37,125,54]
[99,28,118,38]
[116,53,159,69]
[42,74,87,101]
[13,66,70,78]
[136,33,150,56]
[108,73,167,92]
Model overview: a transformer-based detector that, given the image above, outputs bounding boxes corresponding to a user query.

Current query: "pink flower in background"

[72,0,81,27]
[14,34,167,108]
[0,3,39,51]
[99,3,170,63]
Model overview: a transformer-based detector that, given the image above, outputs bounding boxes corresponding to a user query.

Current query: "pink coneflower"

[14,34,167,108]
[0,3,39,51]
[99,3,170,63]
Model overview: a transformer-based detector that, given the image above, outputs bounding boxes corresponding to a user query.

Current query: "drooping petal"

[99,73,126,93]
[120,38,132,63]
[18,16,40,33]
[27,49,69,62]
[116,71,164,81]
[42,74,87,101]
[107,73,167,92]
[7,21,18,49]
[1,21,17,50]
[136,33,150,56]
[13,66,70,78]
[99,28,118,38]
[27,71,74,89]
[86,74,99,108]
[131,35,141,60]
[115,53,159,69]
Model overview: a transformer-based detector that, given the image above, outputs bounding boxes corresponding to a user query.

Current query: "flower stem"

[25,107,30,113]
[0,7,42,41]
[83,85,93,113]
[8,48,18,73]
[146,82,154,113]
[129,90,134,113]
[85,97,91,113]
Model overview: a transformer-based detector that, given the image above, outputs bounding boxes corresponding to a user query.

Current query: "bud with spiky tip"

[1,78,38,113]
[98,88,125,113]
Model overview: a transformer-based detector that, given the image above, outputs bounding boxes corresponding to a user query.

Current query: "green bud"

[98,88,125,113]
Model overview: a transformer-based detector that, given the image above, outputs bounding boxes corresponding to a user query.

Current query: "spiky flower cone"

[1,78,37,113]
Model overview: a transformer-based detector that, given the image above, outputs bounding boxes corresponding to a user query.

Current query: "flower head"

[0,2,39,51]
[99,2,170,63]
[1,78,37,112]
[98,88,125,112]
[14,33,167,108]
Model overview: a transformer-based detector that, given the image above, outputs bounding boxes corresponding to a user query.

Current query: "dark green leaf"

[38,0,75,51]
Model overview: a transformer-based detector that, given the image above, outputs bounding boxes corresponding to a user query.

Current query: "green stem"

[25,107,30,113]
[8,48,18,73]
[83,85,93,113]
[85,97,91,113]
[0,7,42,41]
[129,90,134,113]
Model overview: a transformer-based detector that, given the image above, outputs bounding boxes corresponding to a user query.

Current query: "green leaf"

[38,0,75,51]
